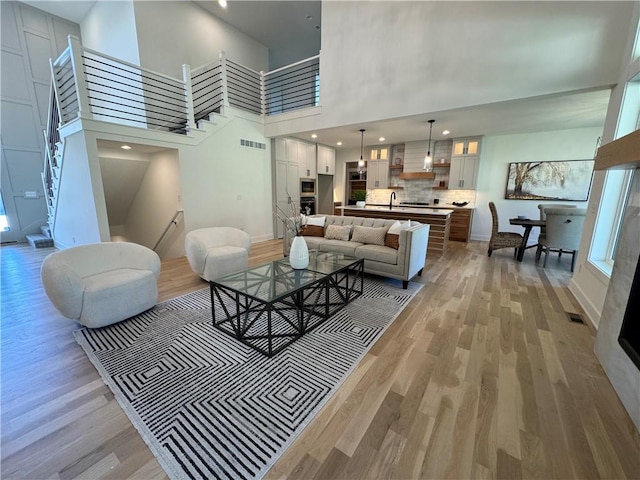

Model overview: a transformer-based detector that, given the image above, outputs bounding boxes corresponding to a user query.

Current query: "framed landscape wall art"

[504,160,595,201]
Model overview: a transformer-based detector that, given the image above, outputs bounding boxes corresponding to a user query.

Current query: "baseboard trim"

[568,278,601,330]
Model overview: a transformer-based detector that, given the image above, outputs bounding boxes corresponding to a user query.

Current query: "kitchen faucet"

[389,191,396,210]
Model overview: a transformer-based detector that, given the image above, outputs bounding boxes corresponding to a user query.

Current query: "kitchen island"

[338,205,453,255]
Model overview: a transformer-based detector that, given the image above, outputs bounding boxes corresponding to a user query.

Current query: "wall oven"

[300,178,316,196]
[300,196,316,215]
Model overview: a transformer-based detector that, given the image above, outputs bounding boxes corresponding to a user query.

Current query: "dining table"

[509,217,546,261]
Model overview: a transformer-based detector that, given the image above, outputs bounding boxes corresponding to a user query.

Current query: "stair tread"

[26,233,54,248]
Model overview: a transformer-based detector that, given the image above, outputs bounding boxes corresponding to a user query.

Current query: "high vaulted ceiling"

[19,1,635,149]
[194,1,321,69]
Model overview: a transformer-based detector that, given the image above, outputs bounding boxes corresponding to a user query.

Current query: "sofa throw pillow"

[301,225,324,237]
[387,220,411,235]
[305,215,326,227]
[324,224,351,241]
[351,225,389,246]
[385,220,411,250]
[385,234,400,250]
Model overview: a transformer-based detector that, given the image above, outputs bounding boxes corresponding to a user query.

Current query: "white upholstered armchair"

[185,227,251,281]
[536,207,587,271]
[41,242,161,328]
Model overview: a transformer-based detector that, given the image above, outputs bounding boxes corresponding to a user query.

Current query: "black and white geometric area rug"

[74,275,422,480]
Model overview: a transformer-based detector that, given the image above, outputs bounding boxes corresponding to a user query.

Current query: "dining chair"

[488,202,524,258]
[537,207,587,272]
[536,204,577,260]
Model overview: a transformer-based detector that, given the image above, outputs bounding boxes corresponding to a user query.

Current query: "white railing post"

[48,64,62,126]
[182,64,197,132]
[260,70,266,116]
[67,35,92,120]
[219,50,230,108]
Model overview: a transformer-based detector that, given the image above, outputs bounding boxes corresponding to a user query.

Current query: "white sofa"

[185,227,251,281]
[41,242,161,328]
[285,214,430,288]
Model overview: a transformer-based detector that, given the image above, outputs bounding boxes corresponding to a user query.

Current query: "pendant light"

[423,119,435,171]
[357,129,366,174]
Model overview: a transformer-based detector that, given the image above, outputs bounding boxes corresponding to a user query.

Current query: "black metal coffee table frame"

[209,254,364,357]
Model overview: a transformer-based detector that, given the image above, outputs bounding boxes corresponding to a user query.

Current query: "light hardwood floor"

[1,240,639,479]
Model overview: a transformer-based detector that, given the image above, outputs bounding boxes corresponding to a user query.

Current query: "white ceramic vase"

[289,235,309,269]
[356,201,366,208]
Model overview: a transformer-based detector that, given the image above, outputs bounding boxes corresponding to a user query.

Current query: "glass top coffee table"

[209,251,364,357]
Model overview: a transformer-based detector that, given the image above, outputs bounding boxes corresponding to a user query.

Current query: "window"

[589,169,634,276]
[0,191,9,232]
[314,73,320,107]
[618,73,640,136]
[587,21,640,278]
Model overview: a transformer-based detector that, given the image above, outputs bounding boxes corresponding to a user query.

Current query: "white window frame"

[588,169,633,277]
[587,46,639,278]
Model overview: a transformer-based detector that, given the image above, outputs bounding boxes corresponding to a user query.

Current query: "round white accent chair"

[185,227,251,282]
[41,242,161,328]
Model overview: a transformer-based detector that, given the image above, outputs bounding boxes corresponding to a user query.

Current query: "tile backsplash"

[367,139,476,206]
[366,183,477,206]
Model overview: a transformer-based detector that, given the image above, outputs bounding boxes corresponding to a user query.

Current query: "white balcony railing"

[49,36,320,135]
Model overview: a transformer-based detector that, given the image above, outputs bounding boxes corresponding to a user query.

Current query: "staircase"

[26,225,54,248]
[41,36,319,245]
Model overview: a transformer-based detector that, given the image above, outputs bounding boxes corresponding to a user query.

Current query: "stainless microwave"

[300,178,316,196]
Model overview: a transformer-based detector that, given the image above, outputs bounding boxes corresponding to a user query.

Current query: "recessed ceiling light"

[306,15,313,20]
[311,133,317,139]
[218,0,227,8]
[337,141,342,146]
[315,25,320,30]
[379,137,385,142]
[121,145,132,150]
[442,130,450,135]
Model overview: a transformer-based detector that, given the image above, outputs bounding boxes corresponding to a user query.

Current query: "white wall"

[132,1,268,77]
[308,1,630,133]
[471,127,601,241]
[570,2,640,329]
[1,1,81,243]
[124,149,184,258]
[53,127,108,248]
[80,0,139,64]
[179,108,273,243]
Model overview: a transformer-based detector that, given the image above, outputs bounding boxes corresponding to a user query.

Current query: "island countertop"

[338,205,454,216]
[338,205,453,254]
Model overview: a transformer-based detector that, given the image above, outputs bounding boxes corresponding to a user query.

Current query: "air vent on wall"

[240,139,266,150]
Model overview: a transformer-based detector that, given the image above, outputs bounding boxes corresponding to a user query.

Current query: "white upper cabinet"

[275,137,302,163]
[370,146,389,161]
[275,137,316,177]
[449,156,479,190]
[317,145,335,175]
[366,160,389,189]
[275,138,287,161]
[300,143,316,178]
[449,136,481,190]
[452,136,482,157]
[285,138,299,163]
